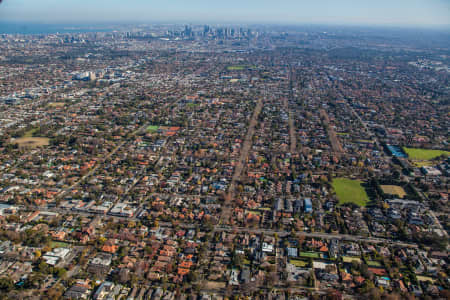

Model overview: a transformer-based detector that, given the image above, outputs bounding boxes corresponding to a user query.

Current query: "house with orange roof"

[166,240,177,246]
[159,250,173,257]
[341,270,353,284]
[354,276,365,286]
[179,261,193,269]
[26,211,40,223]
[102,244,119,254]
[177,268,190,276]
[50,231,66,241]
[368,268,387,276]
[319,245,329,252]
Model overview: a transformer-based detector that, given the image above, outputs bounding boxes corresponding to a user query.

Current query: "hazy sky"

[1,0,449,27]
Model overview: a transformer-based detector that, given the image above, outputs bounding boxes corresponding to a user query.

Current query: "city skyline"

[1,0,450,28]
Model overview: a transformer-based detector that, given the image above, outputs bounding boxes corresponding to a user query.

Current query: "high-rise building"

[203,25,210,36]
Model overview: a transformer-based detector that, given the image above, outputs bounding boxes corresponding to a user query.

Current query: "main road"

[219,97,264,225]
[212,225,418,248]
[42,204,418,248]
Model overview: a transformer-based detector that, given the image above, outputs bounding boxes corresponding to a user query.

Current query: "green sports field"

[50,241,70,249]
[146,125,160,133]
[403,147,449,161]
[299,252,320,259]
[290,259,308,267]
[332,178,369,207]
[227,65,245,71]
[23,128,38,138]
[227,65,256,71]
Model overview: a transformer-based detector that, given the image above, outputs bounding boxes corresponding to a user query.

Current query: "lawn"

[227,65,256,71]
[357,139,373,143]
[227,65,245,71]
[332,178,369,207]
[290,259,309,267]
[416,275,434,283]
[300,252,320,259]
[247,210,261,216]
[13,128,50,149]
[367,260,382,267]
[205,281,226,289]
[259,207,271,211]
[146,125,160,133]
[50,241,70,249]
[413,161,433,168]
[380,185,406,198]
[47,102,65,108]
[342,256,361,263]
[13,137,49,149]
[23,128,38,138]
[403,147,449,161]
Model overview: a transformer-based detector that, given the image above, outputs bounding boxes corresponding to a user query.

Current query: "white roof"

[313,261,334,270]
[42,256,59,266]
[46,247,70,259]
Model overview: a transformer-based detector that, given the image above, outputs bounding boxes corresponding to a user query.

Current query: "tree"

[118,246,129,258]
[46,283,64,300]
[366,287,382,300]
[25,272,46,289]
[297,233,306,245]
[307,275,314,287]
[56,268,67,279]
[351,260,360,271]
[360,280,375,293]
[360,262,371,279]
[384,294,401,300]
[232,252,244,267]
[0,277,14,292]
[38,261,50,274]
[186,271,198,283]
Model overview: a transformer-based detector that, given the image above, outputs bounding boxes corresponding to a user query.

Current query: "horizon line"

[1,20,450,31]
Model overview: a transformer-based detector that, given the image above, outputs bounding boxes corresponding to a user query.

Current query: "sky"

[0,0,449,28]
